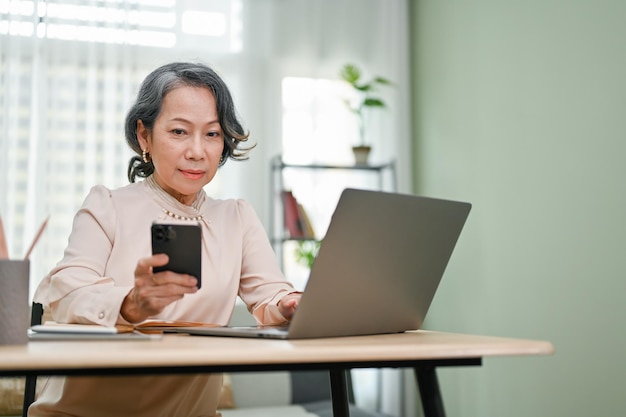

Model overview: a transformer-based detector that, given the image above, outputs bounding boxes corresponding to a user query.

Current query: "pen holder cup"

[0,260,30,345]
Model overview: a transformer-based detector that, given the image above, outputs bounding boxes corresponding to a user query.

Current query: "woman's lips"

[180,169,205,180]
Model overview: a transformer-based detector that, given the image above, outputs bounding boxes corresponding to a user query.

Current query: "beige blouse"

[29,176,295,417]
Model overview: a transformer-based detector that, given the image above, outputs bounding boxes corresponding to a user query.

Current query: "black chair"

[22,302,43,417]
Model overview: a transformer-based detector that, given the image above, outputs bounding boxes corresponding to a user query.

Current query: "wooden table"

[0,330,554,417]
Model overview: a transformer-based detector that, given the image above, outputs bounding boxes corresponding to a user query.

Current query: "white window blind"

[0,0,242,294]
[0,0,240,48]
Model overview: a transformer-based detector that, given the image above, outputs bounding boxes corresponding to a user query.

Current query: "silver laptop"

[178,188,471,339]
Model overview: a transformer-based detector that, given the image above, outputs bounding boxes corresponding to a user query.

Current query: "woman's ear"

[137,119,150,150]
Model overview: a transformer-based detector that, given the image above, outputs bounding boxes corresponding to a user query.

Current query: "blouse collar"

[144,175,207,218]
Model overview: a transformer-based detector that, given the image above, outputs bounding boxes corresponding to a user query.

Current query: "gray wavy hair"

[125,62,252,183]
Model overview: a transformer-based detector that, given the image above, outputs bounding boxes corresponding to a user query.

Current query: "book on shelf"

[296,202,315,239]
[281,190,315,239]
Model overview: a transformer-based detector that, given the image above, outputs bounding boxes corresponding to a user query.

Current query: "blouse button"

[98,312,105,319]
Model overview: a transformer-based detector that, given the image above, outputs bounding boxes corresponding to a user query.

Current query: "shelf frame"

[269,155,397,269]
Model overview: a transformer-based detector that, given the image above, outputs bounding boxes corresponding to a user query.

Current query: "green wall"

[410,1,626,416]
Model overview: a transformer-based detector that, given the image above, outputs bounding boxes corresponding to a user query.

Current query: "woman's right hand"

[120,254,198,323]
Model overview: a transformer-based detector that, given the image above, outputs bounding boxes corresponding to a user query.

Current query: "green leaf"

[340,64,361,85]
[374,77,393,86]
[294,240,321,269]
[339,63,392,114]
[363,98,386,108]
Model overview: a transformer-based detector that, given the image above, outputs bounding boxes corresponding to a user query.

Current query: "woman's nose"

[185,134,204,159]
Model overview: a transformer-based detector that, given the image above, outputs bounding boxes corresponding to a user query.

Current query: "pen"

[24,216,49,260]
[0,215,8,259]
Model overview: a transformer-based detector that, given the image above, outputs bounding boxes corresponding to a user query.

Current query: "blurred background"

[1,1,625,416]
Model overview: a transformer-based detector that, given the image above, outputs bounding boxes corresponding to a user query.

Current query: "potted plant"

[339,63,392,165]
[294,240,321,270]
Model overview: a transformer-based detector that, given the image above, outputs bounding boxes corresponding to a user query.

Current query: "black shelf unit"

[269,155,397,267]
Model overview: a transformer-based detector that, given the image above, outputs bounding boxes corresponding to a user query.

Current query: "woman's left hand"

[277,292,302,320]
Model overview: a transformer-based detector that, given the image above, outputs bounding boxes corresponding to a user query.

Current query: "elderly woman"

[30,62,300,417]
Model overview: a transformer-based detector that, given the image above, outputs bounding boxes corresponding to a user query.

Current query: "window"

[280,76,388,289]
[0,0,243,295]
[0,0,242,50]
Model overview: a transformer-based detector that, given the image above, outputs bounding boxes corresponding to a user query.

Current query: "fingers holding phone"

[121,223,202,323]
[151,269,198,288]
[140,253,198,289]
[122,254,199,323]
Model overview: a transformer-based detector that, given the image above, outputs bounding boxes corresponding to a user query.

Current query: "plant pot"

[351,145,371,165]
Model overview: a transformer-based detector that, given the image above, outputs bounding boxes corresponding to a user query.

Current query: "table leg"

[329,368,350,417]
[22,375,37,417]
[415,367,446,417]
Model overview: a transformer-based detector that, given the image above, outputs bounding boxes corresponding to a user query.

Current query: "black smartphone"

[151,223,202,288]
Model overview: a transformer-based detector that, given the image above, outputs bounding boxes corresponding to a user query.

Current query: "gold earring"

[142,149,150,163]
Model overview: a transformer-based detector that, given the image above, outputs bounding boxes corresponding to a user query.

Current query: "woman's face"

[137,86,225,205]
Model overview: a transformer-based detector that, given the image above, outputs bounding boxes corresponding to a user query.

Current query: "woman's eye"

[207,131,221,138]
[172,129,185,135]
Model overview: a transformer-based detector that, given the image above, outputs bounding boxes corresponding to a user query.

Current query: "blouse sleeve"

[34,185,133,326]
[235,199,296,325]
